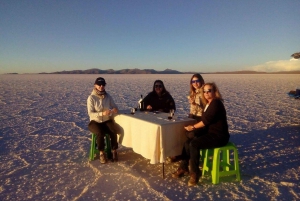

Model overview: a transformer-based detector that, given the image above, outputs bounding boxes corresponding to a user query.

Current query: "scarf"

[191,88,201,98]
[195,88,201,94]
[93,88,106,99]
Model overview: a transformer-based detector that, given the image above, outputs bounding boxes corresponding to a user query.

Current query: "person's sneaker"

[188,173,199,187]
[99,153,107,164]
[172,168,189,178]
[112,150,118,162]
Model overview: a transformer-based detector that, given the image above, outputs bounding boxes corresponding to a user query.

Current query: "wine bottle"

[138,94,143,111]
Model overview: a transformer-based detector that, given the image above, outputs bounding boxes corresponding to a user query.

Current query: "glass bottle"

[138,94,143,111]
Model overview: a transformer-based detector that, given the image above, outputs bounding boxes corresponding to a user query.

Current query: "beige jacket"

[189,89,205,117]
[87,89,118,123]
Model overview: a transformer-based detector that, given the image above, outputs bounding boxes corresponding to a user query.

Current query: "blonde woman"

[173,82,230,186]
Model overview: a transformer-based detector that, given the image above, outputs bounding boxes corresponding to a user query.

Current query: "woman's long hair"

[203,82,224,102]
[189,73,205,96]
[152,80,169,94]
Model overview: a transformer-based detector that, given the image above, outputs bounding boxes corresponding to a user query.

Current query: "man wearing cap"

[87,77,119,163]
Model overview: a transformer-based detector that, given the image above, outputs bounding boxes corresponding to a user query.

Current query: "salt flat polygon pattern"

[0,74,299,200]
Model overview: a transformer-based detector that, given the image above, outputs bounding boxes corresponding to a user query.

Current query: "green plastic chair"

[201,142,241,184]
[89,133,112,161]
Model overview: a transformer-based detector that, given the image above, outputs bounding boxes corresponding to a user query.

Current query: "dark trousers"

[88,120,118,151]
[180,129,229,175]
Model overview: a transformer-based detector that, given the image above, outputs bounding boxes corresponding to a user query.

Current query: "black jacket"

[201,99,229,139]
[141,91,176,113]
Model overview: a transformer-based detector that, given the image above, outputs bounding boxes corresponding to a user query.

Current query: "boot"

[172,168,189,178]
[188,172,199,187]
[99,152,107,164]
[112,150,118,162]
[170,155,182,162]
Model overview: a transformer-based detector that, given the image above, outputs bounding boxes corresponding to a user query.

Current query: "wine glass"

[170,109,175,117]
[168,109,174,120]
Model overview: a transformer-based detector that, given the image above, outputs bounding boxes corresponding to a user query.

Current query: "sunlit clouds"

[250,59,300,72]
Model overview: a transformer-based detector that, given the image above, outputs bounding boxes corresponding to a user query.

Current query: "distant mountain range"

[40,68,185,74]
[38,68,300,74]
[4,68,299,75]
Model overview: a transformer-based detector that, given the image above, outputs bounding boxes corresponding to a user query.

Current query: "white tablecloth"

[113,110,196,164]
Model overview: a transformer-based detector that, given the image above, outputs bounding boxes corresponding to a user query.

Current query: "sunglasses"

[155,85,163,88]
[203,89,213,94]
[191,80,200,84]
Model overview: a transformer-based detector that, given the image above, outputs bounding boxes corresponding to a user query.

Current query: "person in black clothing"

[172,82,230,187]
[141,80,176,113]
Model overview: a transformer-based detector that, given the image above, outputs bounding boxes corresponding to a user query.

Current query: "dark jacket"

[201,99,229,140]
[141,91,176,113]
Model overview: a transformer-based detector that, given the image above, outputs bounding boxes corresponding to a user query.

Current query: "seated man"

[87,77,119,163]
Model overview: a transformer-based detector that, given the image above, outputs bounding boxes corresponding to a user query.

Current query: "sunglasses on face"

[98,84,106,86]
[191,80,200,84]
[203,89,213,94]
[155,85,162,88]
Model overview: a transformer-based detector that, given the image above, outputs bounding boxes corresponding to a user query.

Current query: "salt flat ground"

[0,74,299,201]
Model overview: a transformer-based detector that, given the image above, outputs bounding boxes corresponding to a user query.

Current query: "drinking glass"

[170,109,175,117]
[168,109,174,120]
[130,108,135,115]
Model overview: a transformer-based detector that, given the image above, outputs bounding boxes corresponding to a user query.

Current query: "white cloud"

[250,59,300,72]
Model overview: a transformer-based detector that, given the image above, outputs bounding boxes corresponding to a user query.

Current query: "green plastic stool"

[202,142,241,184]
[89,133,112,161]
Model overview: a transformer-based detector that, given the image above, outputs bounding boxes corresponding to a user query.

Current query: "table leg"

[162,162,165,179]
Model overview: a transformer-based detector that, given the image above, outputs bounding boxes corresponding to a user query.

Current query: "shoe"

[172,168,189,178]
[170,155,182,162]
[99,153,107,164]
[188,173,199,187]
[112,150,118,162]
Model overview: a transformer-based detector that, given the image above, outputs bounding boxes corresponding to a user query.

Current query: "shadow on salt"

[230,124,300,182]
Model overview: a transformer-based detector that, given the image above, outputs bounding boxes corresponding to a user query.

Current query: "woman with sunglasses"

[141,80,176,112]
[188,74,206,122]
[169,74,206,163]
[172,82,230,187]
[87,77,119,164]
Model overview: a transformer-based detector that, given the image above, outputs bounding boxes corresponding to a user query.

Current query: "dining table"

[113,110,196,178]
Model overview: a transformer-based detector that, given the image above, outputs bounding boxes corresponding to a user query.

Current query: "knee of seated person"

[96,133,105,137]
[189,140,199,149]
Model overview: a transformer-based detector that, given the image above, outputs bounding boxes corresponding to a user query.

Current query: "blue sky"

[1,0,299,74]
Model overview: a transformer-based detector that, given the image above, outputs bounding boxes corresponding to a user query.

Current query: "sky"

[0,0,299,74]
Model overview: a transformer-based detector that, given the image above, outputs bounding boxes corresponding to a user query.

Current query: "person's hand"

[184,125,194,131]
[188,97,195,104]
[103,110,110,116]
[146,105,152,110]
[111,108,118,114]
